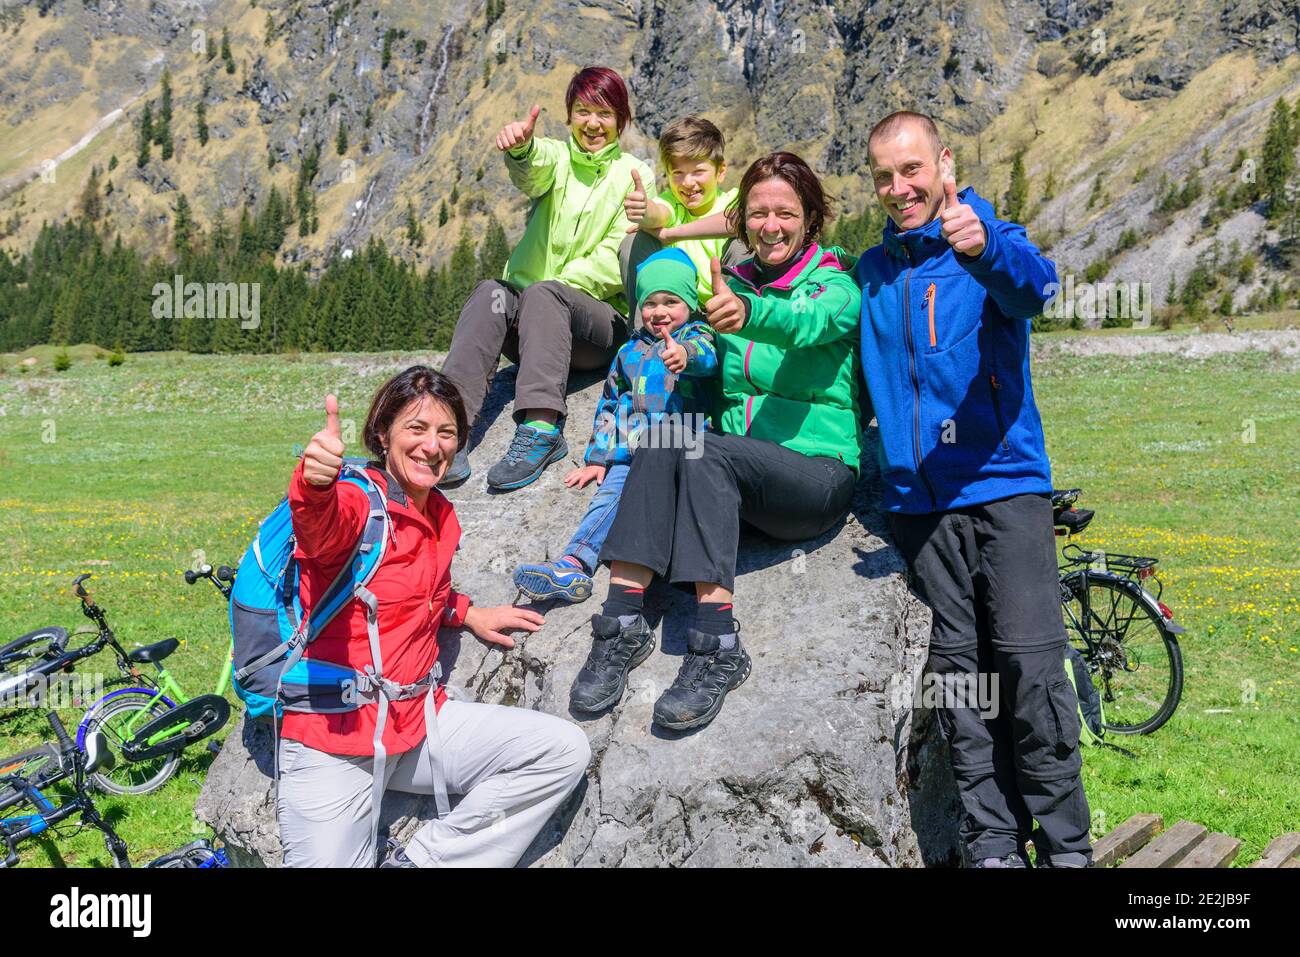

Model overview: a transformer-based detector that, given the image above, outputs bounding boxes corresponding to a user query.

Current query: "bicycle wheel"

[83,696,182,795]
[1061,573,1183,735]
[0,628,67,675]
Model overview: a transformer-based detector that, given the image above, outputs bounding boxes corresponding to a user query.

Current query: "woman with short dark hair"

[569,153,863,731]
[439,66,656,492]
[280,365,590,867]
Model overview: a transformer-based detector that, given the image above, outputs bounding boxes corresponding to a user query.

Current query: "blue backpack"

[229,463,436,720]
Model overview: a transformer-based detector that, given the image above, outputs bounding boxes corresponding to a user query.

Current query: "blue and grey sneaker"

[437,448,471,487]
[378,838,418,868]
[514,560,594,604]
[486,424,568,491]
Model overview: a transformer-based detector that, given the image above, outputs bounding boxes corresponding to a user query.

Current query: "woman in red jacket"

[279,365,591,867]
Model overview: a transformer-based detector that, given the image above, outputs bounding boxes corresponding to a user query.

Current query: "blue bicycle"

[0,711,129,867]
[0,711,227,868]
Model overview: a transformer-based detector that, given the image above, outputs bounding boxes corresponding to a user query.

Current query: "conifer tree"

[1004,150,1028,223]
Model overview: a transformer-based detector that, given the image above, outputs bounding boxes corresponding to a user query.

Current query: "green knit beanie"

[635,247,700,315]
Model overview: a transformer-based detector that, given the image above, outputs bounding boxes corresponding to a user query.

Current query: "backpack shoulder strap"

[301,465,391,641]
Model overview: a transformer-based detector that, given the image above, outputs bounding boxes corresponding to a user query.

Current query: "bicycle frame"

[0,713,131,868]
[76,685,180,752]
[1060,566,1154,657]
[52,572,234,757]
[76,639,233,754]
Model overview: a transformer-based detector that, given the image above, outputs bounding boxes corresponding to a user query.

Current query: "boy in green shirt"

[620,116,739,309]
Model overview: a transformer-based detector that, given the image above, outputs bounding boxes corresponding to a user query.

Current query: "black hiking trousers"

[889,492,1094,865]
[599,430,856,594]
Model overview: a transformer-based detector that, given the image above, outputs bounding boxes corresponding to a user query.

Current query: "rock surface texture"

[196,369,961,867]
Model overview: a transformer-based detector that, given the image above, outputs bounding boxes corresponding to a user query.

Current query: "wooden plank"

[1176,832,1241,868]
[1093,813,1163,868]
[1250,833,1300,868]
[1119,820,1207,868]
[1282,858,1300,868]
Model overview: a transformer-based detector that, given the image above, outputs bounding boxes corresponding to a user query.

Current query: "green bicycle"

[73,569,234,795]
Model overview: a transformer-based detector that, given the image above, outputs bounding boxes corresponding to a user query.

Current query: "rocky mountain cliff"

[2,0,1300,311]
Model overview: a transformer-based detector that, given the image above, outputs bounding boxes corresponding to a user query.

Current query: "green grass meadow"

[0,340,1296,866]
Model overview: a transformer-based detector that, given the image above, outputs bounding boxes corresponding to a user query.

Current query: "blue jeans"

[564,464,630,572]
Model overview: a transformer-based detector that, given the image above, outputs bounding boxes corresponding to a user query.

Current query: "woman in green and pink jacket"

[569,152,863,733]
[439,66,655,492]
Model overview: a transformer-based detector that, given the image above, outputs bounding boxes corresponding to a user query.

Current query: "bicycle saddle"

[127,638,181,664]
[83,731,116,775]
[1054,507,1095,534]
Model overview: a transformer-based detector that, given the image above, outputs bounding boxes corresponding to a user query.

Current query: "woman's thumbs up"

[705,257,746,334]
[304,394,346,486]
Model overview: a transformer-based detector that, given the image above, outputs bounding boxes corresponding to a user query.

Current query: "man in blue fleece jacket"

[855,111,1092,868]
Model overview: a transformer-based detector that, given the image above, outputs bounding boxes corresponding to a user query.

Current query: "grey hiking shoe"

[974,851,1031,868]
[569,614,656,713]
[652,628,751,731]
[486,424,568,491]
[438,448,471,487]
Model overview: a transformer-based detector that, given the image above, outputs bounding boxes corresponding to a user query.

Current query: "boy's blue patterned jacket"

[583,320,718,468]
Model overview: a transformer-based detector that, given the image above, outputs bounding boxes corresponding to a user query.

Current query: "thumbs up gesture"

[496,104,541,153]
[939,178,986,257]
[624,169,648,224]
[303,394,346,486]
[658,322,688,373]
[704,257,746,334]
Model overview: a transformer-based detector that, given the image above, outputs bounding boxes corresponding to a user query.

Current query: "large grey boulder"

[196,367,960,867]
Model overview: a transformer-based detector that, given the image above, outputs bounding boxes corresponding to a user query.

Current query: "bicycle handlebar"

[183,562,235,599]
[46,712,74,756]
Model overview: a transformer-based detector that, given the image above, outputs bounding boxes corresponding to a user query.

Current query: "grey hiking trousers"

[440,279,626,427]
[277,700,591,868]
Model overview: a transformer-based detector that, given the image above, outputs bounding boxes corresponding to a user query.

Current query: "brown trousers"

[440,279,625,426]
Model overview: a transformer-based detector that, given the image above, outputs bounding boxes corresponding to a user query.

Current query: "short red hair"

[565,66,631,134]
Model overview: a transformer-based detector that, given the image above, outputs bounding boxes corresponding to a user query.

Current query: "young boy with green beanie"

[514,248,718,603]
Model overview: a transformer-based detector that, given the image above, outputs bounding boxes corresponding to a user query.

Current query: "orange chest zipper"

[923,283,937,347]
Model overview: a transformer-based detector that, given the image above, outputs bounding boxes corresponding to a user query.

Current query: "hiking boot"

[974,851,1031,869]
[569,614,656,713]
[514,560,594,604]
[437,449,471,487]
[378,839,418,868]
[486,425,568,491]
[1036,851,1091,868]
[652,628,751,731]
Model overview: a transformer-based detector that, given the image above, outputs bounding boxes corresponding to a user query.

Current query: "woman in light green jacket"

[439,66,655,491]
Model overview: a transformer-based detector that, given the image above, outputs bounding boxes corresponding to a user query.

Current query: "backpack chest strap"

[350,662,443,703]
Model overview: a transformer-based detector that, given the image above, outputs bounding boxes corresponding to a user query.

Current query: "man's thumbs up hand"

[304,394,346,486]
[625,168,648,224]
[705,257,746,334]
[938,177,986,257]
